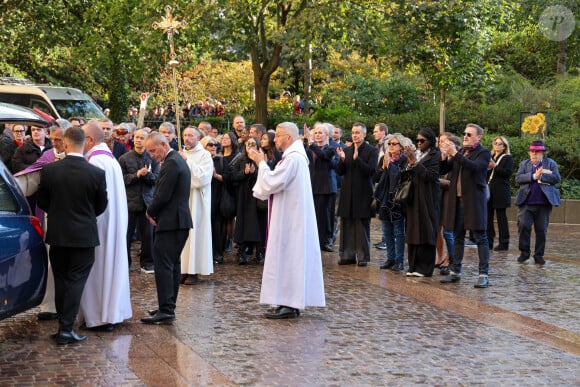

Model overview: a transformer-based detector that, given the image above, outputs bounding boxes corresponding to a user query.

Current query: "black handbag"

[393,178,413,205]
[220,188,236,219]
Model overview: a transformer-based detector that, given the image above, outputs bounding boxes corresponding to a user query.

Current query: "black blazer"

[147,150,192,232]
[337,141,378,219]
[37,155,108,247]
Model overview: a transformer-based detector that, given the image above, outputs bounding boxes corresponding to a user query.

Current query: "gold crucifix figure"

[152,5,187,61]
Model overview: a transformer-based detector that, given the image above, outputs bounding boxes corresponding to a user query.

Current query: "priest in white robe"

[78,120,132,330]
[249,122,326,319]
[179,126,214,285]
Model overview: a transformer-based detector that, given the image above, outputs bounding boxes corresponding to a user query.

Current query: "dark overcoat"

[487,153,514,209]
[336,141,378,219]
[440,144,491,231]
[404,148,440,246]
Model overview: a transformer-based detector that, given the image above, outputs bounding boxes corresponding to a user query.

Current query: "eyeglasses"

[416,139,426,144]
[13,130,25,134]
[463,132,473,137]
[206,143,217,147]
[246,142,257,147]
[493,141,504,146]
[387,142,400,146]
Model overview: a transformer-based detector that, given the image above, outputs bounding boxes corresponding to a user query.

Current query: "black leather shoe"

[55,329,88,345]
[321,244,334,252]
[338,259,356,265]
[494,244,509,251]
[214,255,224,264]
[357,261,368,267]
[474,275,489,288]
[440,273,461,283]
[517,254,530,263]
[534,257,546,266]
[38,312,59,321]
[380,260,395,270]
[147,309,159,316]
[85,323,115,332]
[141,312,176,325]
[264,306,299,319]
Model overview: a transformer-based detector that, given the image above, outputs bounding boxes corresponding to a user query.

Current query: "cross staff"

[153,5,187,149]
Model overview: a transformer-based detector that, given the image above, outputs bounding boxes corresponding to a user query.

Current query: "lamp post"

[153,5,187,149]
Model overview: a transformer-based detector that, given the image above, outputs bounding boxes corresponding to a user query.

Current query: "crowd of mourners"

[0,113,561,337]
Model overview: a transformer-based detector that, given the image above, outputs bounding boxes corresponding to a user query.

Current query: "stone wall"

[506,199,580,225]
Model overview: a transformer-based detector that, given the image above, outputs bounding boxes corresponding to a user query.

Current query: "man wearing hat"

[514,140,561,265]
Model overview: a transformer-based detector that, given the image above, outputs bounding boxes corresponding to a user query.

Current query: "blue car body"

[0,160,48,320]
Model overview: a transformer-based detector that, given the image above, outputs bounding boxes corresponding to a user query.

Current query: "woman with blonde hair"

[487,136,514,251]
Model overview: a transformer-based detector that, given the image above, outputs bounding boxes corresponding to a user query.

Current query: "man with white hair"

[159,121,179,150]
[77,120,132,331]
[248,122,326,319]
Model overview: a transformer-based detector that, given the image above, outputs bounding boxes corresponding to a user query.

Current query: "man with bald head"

[119,129,160,273]
[248,122,326,319]
[77,120,132,331]
[98,118,126,159]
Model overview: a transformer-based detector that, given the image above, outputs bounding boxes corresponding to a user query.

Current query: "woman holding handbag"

[404,128,441,277]
[374,133,409,272]
[487,136,514,251]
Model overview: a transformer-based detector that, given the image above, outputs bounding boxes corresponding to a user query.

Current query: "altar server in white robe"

[249,121,326,319]
[179,126,214,285]
[78,120,132,331]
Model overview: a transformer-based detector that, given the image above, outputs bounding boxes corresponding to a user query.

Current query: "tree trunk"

[439,86,446,134]
[557,39,567,76]
[254,74,270,125]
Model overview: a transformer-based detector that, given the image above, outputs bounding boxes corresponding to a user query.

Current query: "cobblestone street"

[1,220,579,386]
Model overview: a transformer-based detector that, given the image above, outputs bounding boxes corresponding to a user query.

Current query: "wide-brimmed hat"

[529,140,546,151]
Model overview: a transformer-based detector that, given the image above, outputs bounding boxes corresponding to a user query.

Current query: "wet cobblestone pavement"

[1,220,579,386]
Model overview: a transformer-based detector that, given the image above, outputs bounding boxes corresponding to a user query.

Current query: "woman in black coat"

[404,128,440,277]
[487,136,514,251]
[201,136,229,264]
[230,136,262,264]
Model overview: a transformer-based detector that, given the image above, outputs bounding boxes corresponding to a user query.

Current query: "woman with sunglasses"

[487,136,514,251]
[402,128,441,277]
[220,132,240,253]
[374,133,409,271]
[230,136,263,264]
[202,136,229,264]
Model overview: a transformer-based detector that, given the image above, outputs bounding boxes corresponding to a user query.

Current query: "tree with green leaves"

[386,0,515,133]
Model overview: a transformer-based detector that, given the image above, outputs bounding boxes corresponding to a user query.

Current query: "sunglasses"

[463,132,473,137]
[493,141,504,146]
[246,142,257,147]
[416,138,426,144]
[387,142,400,146]
[206,143,217,147]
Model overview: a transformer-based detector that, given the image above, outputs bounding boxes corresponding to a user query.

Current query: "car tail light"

[30,216,44,239]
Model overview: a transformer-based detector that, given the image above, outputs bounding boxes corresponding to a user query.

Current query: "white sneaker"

[412,272,425,277]
[141,266,155,274]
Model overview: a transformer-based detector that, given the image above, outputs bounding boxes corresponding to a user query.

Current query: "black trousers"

[153,229,189,315]
[407,244,436,276]
[339,217,371,262]
[49,246,95,332]
[487,201,510,246]
[127,209,154,267]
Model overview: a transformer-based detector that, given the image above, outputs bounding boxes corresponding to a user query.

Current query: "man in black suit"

[37,126,108,345]
[142,131,192,324]
[336,122,378,267]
